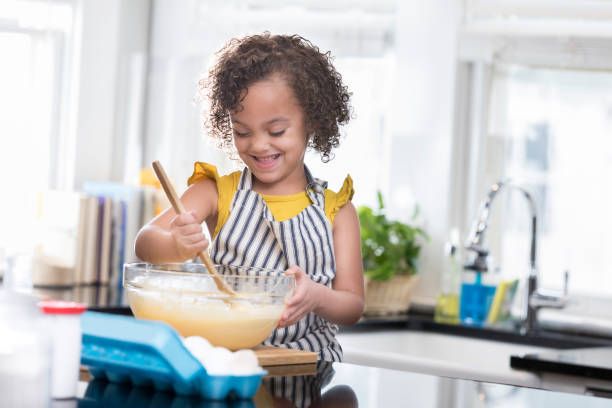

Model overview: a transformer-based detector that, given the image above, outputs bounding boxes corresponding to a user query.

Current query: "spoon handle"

[152,160,234,294]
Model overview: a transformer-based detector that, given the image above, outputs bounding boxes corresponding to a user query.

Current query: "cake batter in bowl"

[123,263,295,350]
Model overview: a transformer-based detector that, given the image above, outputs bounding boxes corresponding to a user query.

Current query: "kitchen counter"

[337,328,547,388]
[35,289,612,399]
[74,361,611,407]
[337,315,612,396]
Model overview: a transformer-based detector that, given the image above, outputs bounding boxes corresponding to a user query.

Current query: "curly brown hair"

[199,32,352,162]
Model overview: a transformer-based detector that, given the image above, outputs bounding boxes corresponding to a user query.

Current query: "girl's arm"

[317,200,365,324]
[134,178,219,264]
[279,201,365,327]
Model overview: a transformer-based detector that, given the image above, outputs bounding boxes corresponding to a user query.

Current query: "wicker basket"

[363,274,419,317]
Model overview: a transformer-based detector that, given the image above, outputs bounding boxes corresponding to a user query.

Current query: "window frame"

[0,4,76,191]
[452,23,612,298]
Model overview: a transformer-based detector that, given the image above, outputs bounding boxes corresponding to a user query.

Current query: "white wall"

[71,0,150,190]
[388,2,462,301]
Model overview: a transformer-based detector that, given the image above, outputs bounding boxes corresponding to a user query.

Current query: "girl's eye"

[270,130,285,137]
[234,130,249,137]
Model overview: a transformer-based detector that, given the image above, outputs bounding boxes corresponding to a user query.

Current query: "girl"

[135,33,364,362]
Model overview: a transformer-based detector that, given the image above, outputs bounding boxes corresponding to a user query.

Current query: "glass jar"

[0,290,51,407]
[434,230,462,324]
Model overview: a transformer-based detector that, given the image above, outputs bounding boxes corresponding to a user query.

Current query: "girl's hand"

[169,210,209,260]
[278,265,324,328]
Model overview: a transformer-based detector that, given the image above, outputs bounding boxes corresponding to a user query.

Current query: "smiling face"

[230,74,309,195]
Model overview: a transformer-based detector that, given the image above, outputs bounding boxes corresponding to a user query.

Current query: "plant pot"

[363,274,419,317]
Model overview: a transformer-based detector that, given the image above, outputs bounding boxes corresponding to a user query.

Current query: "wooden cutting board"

[252,345,318,366]
[80,346,318,380]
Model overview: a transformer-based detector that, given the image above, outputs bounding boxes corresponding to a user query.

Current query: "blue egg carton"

[80,311,266,400]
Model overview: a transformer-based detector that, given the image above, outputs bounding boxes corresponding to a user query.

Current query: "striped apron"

[209,166,343,362]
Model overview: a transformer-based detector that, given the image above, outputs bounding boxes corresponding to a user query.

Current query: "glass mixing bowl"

[123,263,295,350]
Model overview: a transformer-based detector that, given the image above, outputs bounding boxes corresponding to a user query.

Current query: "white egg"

[183,338,263,376]
[182,336,212,360]
[229,349,262,375]
[202,347,233,375]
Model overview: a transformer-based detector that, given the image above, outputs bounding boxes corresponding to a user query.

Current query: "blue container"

[459,281,497,327]
[80,311,266,400]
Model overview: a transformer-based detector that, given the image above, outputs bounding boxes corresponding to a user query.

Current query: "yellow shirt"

[188,162,354,239]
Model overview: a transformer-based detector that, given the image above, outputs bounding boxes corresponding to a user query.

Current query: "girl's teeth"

[256,154,279,162]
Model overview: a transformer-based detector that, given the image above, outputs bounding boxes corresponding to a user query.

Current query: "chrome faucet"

[464,180,568,334]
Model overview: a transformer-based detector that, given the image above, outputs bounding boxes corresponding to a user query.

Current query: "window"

[486,65,612,295]
[456,1,612,297]
[0,1,75,251]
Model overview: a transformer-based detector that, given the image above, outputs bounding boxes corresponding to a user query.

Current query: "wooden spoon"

[152,160,237,296]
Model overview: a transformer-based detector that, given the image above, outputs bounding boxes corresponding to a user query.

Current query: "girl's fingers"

[283,306,308,327]
[279,313,293,327]
[172,211,200,228]
[284,265,303,276]
[176,234,208,258]
[184,232,207,244]
[178,233,207,248]
[285,283,309,307]
[280,301,311,327]
[286,287,302,303]
[280,305,295,326]
[181,224,203,235]
[278,265,317,327]
[173,213,193,226]
[188,241,208,252]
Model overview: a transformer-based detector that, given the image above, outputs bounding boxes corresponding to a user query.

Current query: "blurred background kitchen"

[2,0,612,314]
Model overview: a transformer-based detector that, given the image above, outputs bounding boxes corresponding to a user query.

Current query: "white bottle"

[0,290,51,407]
[38,300,87,399]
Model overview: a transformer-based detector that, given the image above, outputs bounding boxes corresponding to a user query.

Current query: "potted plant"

[358,192,428,316]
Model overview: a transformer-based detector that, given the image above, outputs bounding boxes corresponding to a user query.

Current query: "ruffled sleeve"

[188,162,220,186]
[325,175,354,225]
[187,162,238,239]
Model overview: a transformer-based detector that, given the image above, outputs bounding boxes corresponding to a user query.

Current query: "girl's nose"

[251,132,271,152]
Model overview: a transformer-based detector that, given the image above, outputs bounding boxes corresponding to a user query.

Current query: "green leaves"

[358,193,428,281]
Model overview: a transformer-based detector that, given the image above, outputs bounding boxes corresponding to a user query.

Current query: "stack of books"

[34,181,165,288]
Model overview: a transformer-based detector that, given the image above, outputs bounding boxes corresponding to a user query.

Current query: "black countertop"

[33,283,126,309]
[341,313,612,350]
[36,283,612,350]
[75,361,612,407]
